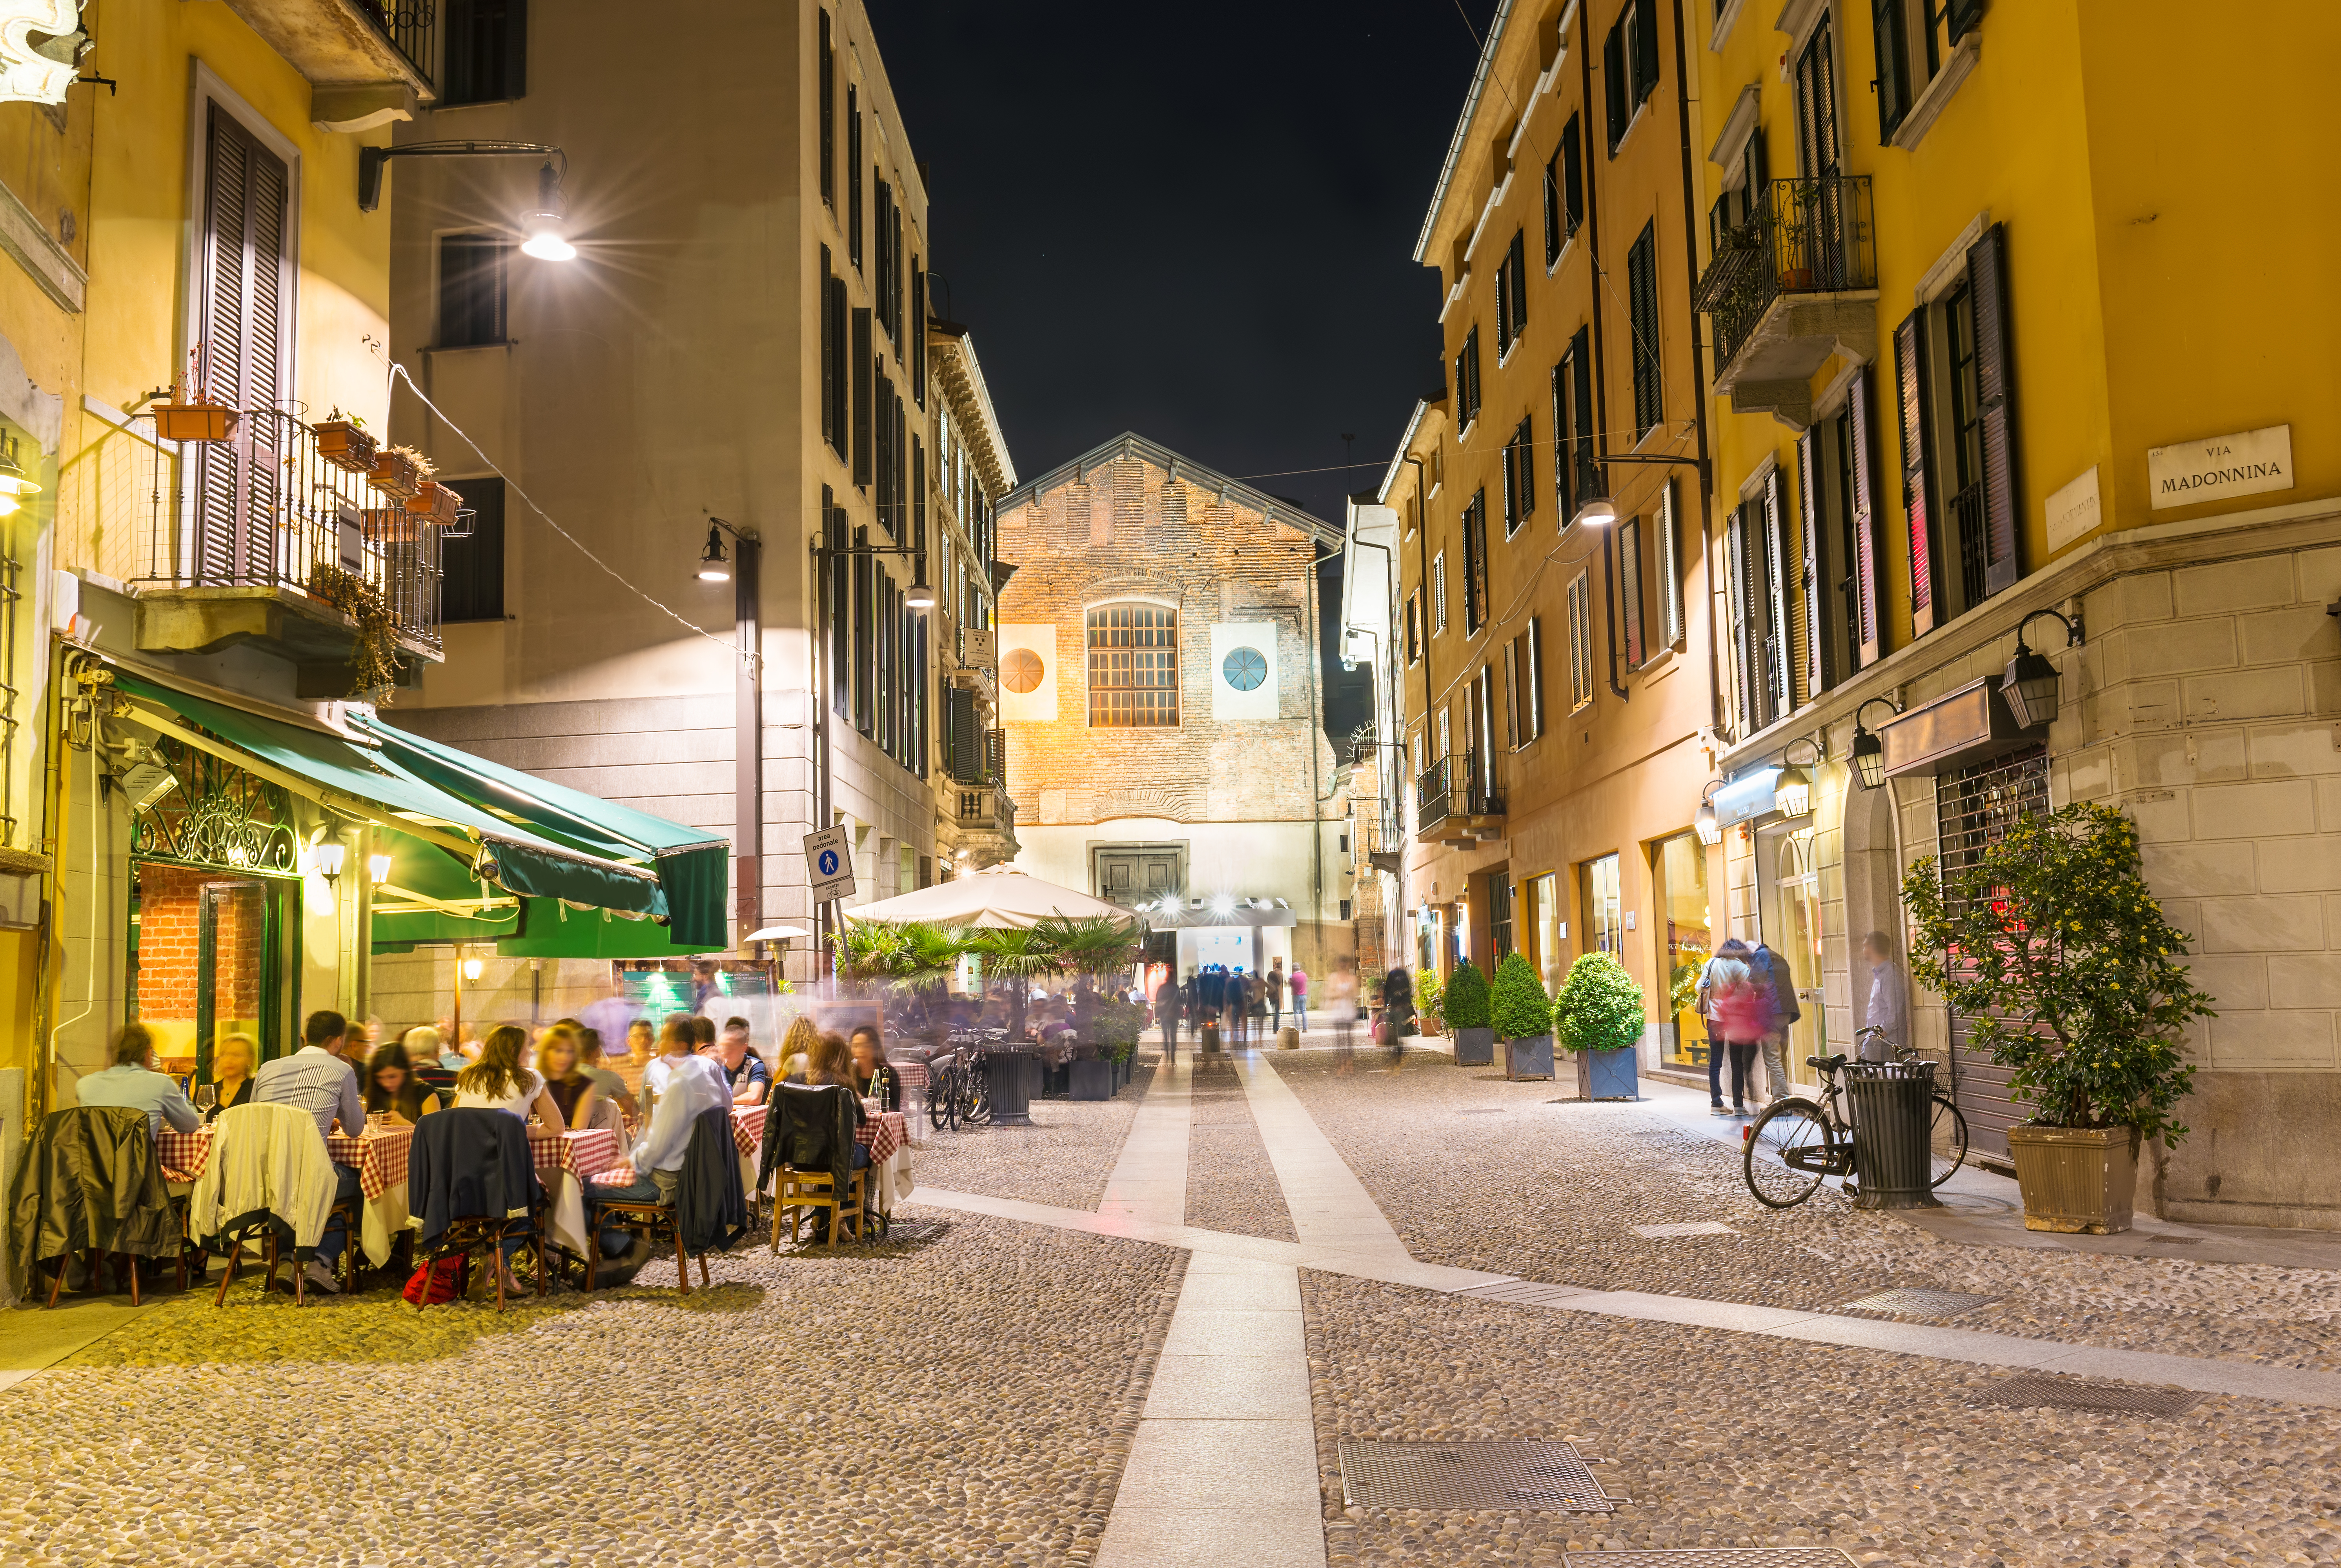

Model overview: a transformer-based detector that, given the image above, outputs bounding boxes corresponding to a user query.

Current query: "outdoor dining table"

[156,1121,624,1268]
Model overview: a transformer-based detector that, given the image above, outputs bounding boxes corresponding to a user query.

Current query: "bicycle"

[1742,1029,1969,1208]
[925,1044,992,1132]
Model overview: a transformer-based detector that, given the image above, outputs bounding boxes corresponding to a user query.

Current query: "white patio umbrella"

[838,864,1136,930]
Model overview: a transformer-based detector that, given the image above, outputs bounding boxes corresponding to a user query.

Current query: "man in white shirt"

[642,1011,706,1096]
[77,1022,201,1139]
[1862,931,1911,1061]
[593,1015,732,1251]
[253,1010,367,1295]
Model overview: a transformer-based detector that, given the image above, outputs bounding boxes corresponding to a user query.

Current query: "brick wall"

[133,862,265,1043]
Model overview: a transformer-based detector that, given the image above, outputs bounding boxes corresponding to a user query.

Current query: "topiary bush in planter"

[1444,960,1493,1065]
[1490,951,1554,1080]
[1554,951,1645,1099]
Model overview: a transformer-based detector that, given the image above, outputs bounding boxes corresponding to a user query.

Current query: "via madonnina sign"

[2148,425,2292,509]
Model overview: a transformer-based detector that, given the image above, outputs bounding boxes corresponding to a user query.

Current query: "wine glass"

[194,1081,217,1118]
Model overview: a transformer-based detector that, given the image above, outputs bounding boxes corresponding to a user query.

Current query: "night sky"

[871,1,1505,747]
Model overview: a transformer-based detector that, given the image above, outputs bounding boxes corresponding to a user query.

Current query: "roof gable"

[999,431,1341,547]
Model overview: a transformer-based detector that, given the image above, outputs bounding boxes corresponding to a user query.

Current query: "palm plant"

[970,923,1064,1044]
[1032,912,1145,980]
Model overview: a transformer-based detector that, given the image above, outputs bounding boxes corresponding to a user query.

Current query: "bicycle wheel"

[1928,1093,1969,1187]
[1744,1097,1837,1208]
[962,1057,992,1126]
[929,1066,958,1132]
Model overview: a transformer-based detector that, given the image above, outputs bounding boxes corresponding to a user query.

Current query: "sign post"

[803,826,856,985]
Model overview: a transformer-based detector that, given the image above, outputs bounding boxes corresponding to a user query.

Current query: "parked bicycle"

[925,1045,992,1132]
[1742,1028,1968,1208]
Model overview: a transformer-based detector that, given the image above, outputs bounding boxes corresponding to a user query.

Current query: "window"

[1709,127,1768,255]
[1487,870,1514,962]
[1618,514,1645,668]
[1726,470,1789,735]
[1793,12,1840,178]
[911,262,926,407]
[1544,116,1584,267]
[1525,870,1561,993]
[194,105,290,556]
[1495,230,1527,354]
[1432,551,1449,632]
[1604,0,1661,154]
[1552,328,1595,521]
[847,86,863,269]
[1874,0,1986,144]
[440,477,504,622]
[443,0,526,106]
[852,306,872,486]
[854,526,874,735]
[1461,489,1489,635]
[825,494,849,717]
[820,246,846,458]
[1626,221,1662,438]
[1087,604,1179,727]
[1340,899,1353,922]
[1523,618,1545,739]
[1654,477,1685,651]
[1580,853,1622,955]
[1455,325,1482,429]
[874,178,896,343]
[437,234,507,348]
[818,10,835,209]
[1502,638,1520,749]
[1500,417,1534,537]
[1566,571,1594,709]
[1404,591,1423,664]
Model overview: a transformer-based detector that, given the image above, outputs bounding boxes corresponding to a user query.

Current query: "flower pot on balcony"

[153,402,238,444]
[1778,266,1814,291]
[406,480,463,526]
[2005,1124,2139,1234]
[368,449,424,502]
[1451,1026,1495,1066]
[1502,1034,1553,1081]
[313,419,377,474]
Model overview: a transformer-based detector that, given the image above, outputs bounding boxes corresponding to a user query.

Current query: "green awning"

[368,826,519,948]
[495,897,724,959]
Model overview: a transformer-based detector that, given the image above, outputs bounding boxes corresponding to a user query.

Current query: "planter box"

[2006,1124,2139,1234]
[153,402,238,444]
[1503,1034,1554,1081]
[313,420,377,473]
[1451,1026,1495,1066]
[368,450,424,502]
[407,479,463,525]
[1572,1046,1640,1101]
[1069,1058,1113,1101]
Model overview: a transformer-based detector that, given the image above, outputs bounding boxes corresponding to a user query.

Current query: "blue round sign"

[818,849,841,877]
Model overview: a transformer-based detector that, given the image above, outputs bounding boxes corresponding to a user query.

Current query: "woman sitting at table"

[847,1026,899,1113]
[454,1025,569,1131]
[535,1025,600,1131]
[364,1040,440,1127]
[783,1031,871,1173]
[577,1029,639,1126]
[207,1032,258,1122]
[774,1015,820,1083]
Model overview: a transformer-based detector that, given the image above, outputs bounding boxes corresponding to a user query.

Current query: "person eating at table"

[643,1012,703,1097]
[847,1026,898,1113]
[363,1039,440,1128]
[453,1024,572,1294]
[206,1032,258,1122]
[253,1010,368,1297]
[535,1024,601,1130]
[715,1019,771,1106]
[589,1012,734,1251]
[78,1021,202,1140]
[577,1029,639,1125]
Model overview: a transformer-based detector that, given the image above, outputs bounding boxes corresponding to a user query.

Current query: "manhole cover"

[1339,1441,1616,1512]
[881,1221,952,1244]
[1968,1374,2204,1418]
[1829,1286,1999,1319]
[1562,1551,1860,1566]
[1632,1222,1738,1238]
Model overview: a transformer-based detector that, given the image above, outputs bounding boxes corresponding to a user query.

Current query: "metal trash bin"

[1842,1059,1942,1210]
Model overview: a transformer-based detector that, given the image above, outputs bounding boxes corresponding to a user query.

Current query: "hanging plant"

[306,563,401,703]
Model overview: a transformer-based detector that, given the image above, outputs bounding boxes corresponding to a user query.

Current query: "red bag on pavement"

[402,1257,463,1306]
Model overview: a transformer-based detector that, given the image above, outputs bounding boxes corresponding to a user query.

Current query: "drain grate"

[879,1221,952,1244]
[1339,1441,1616,1512]
[1969,1373,2205,1418]
[1829,1286,1999,1319]
[1562,1551,1859,1566]
[1454,1280,1593,1307]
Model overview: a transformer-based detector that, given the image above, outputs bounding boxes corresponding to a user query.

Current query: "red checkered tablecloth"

[157,1122,621,1199]
[732,1103,766,1157]
[892,1062,929,1092]
[728,1102,901,1159]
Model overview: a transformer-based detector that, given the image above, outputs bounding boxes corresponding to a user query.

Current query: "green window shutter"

[1561,114,1584,230]
[1618,515,1645,669]
[1633,0,1661,104]
[1948,0,1986,41]
[1967,222,2022,595]
[1603,20,1628,151]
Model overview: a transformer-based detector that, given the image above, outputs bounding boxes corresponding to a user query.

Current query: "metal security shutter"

[1968,223,2022,596]
[1850,366,1883,666]
[1797,427,1828,701]
[1937,746,2049,1161]
[194,106,289,588]
[1893,310,1936,637]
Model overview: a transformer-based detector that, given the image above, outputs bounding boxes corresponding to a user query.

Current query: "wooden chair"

[410,1208,547,1313]
[772,1163,866,1251]
[587,1180,702,1295]
[209,1185,363,1308]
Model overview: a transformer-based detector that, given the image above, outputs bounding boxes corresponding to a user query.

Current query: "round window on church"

[1221,646,1267,691]
[1002,647,1045,694]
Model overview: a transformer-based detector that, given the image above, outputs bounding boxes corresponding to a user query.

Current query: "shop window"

[1524,870,1561,995]
[1579,853,1622,955]
[1653,831,1711,1071]
[1487,870,1515,963]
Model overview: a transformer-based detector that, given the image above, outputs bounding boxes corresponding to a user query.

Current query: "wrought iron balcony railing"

[1695,175,1876,374]
[354,0,437,91]
[1417,749,1502,833]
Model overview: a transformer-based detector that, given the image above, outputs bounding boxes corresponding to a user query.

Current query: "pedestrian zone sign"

[804,826,856,903]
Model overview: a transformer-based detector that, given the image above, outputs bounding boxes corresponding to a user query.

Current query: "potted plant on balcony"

[1443,960,1493,1066]
[368,443,432,502]
[1902,800,2211,1235]
[407,478,464,527]
[1491,951,1554,1081]
[1555,952,1645,1101]
[151,346,239,444]
[305,562,401,704]
[312,407,377,475]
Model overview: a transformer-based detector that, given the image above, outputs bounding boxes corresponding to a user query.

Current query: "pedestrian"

[1265,957,1287,1033]
[1861,931,1909,1060]
[1227,968,1249,1046]
[1324,960,1356,1072]
[1748,942,1802,1104]
[1289,963,1310,1031]
[1154,970,1181,1064]
[1380,966,1414,1067]
[1702,939,1766,1117]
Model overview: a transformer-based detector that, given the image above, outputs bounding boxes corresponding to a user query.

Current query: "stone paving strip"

[911,1057,1159,1211]
[1185,1055,1299,1241]
[1099,1054,1191,1228]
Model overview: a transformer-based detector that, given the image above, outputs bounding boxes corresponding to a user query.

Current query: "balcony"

[1417,751,1504,846]
[77,407,446,692]
[1695,175,1878,427]
[949,780,1019,869]
[1357,811,1405,876]
[224,0,436,124]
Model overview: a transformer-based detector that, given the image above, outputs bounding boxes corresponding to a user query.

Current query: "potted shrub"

[1490,951,1553,1081]
[1409,966,1442,1036]
[1444,960,1493,1066]
[1903,800,2211,1234]
[152,349,238,444]
[313,408,377,474]
[1555,951,1645,1101]
[368,444,431,502]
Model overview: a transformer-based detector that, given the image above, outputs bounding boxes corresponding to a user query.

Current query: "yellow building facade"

[1693,0,2341,1226]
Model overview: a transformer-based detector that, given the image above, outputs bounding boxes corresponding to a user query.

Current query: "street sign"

[963,627,996,668]
[803,825,856,903]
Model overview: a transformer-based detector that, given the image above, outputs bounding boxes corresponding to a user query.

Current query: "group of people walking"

[1695,939,1802,1117]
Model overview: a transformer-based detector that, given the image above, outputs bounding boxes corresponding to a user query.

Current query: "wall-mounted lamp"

[518,160,576,260]
[369,851,393,886]
[461,954,484,983]
[311,841,346,887]
[1694,779,1724,845]
[1849,698,1905,792]
[2002,608,2084,730]
[1772,738,1824,820]
[358,142,577,263]
[1575,451,1713,531]
[1567,470,1617,529]
[0,436,42,517]
[697,523,731,582]
[905,562,938,610]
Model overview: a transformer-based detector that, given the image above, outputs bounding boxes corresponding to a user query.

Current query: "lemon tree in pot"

[1902,800,2212,1234]
[1443,960,1493,1065]
[1490,951,1554,1081]
[1555,951,1645,1100]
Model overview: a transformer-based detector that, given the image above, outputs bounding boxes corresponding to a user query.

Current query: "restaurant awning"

[107,668,729,953]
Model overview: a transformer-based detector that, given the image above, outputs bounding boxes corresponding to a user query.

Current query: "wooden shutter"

[1968,223,2022,595]
[1633,0,1661,100]
[1871,0,1907,140]
[1543,156,1560,266]
[911,263,926,406]
[852,307,873,486]
[1762,469,1791,720]
[1500,427,1517,532]
[1570,328,1594,502]
[1618,515,1645,668]
[1726,507,1753,735]
[1502,638,1520,749]
[1561,114,1584,231]
[1797,428,1827,702]
[1604,19,1627,150]
[1947,0,1985,40]
[1893,309,1935,635]
[1550,360,1570,516]
[819,10,835,206]
[1508,230,1527,335]
[847,88,863,267]
[1656,478,1683,649]
[1850,366,1883,665]
[194,106,289,588]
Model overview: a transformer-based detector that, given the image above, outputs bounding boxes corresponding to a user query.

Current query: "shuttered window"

[1495,245,1514,352]
[1968,223,2021,596]
[1726,501,1752,736]
[847,87,863,269]
[1560,114,1584,236]
[820,247,845,458]
[1462,489,1489,635]
[1502,417,1533,537]
[1762,468,1791,721]
[911,262,926,407]
[1432,551,1448,631]
[1405,591,1422,664]
[1797,426,1829,703]
[438,234,507,348]
[1542,152,1562,267]
[1605,0,1662,154]
[852,306,873,486]
[1087,604,1180,727]
[1505,230,1527,347]
[1553,327,1594,521]
[854,526,874,735]
[1874,0,1982,144]
[1626,222,1662,438]
[874,179,895,342]
[440,477,505,622]
[1618,515,1645,669]
[1566,573,1595,709]
[1455,325,1482,428]
[1893,308,1936,636]
[1524,617,1545,739]
[193,105,290,589]
[818,10,835,208]
[1655,478,1684,650]
[1502,638,1520,749]
[1848,367,1884,665]
[826,495,850,718]
[444,0,527,106]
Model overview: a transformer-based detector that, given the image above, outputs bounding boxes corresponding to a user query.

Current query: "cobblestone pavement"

[1302,1268,2341,1568]
[3,1215,1181,1568]
[1183,1054,1297,1241]
[910,1057,1158,1211]
[1277,1052,2341,1373]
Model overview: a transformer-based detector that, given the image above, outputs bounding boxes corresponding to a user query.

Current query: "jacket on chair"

[758,1082,863,1199]
[8,1106,175,1284]
[679,1107,748,1254]
[409,1109,540,1253]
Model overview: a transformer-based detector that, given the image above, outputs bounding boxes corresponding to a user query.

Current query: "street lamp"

[697,523,731,582]
[2002,608,2084,730]
[1771,738,1823,820]
[1694,779,1723,845]
[905,562,938,609]
[370,851,393,885]
[357,142,578,263]
[311,840,346,888]
[0,436,41,517]
[1575,450,1713,530]
[519,161,575,260]
[1849,697,1904,792]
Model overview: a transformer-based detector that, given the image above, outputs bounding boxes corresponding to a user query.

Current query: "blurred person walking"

[1748,941,1802,1104]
